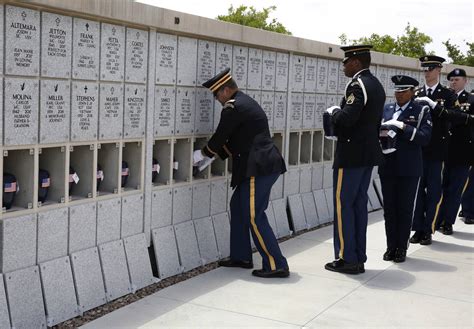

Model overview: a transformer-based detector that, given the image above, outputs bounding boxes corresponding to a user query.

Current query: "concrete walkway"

[82,210,473,328]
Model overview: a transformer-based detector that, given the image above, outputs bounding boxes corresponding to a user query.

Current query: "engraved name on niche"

[126,28,148,83]
[6,6,40,75]
[5,78,39,145]
[72,82,98,140]
[216,43,232,72]
[293,57,304,85]
[42,13,71,78]
[156,33,177,84]
[197,41,215,84]
[101,24,124,80]
[178,89,192,125]
[73,18,99,79]
[41,81,70,142]
[233,47,247,85]
[157,89,172,130]
[125,86,145,137]
[196,90,212,134]
[100,84,123,139]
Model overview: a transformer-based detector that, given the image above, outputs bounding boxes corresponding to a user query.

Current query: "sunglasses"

[422,66,437,72]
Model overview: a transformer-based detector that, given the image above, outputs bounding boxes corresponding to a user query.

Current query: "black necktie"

[427,88,433,97]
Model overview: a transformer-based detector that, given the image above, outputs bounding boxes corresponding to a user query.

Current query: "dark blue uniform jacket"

[379,100,432,177]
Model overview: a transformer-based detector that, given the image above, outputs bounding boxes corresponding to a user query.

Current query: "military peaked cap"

[391,75,419,92]
[340,44,373,63]
[202,68,232,93]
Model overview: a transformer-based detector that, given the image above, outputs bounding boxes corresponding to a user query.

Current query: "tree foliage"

[443,40,474,67]
[339,23,432,58]
[217,5,291,35]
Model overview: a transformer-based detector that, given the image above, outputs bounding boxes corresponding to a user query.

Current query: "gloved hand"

[415,96,437,109]
[382,119,404,130]
[193,150,204,165]
[325,105,340,115]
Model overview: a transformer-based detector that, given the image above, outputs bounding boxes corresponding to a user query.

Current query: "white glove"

[196,157,215,172]
[415,96,437,109]
[325,105,340,115]
[193,150,204,165]
[382,119,404,130]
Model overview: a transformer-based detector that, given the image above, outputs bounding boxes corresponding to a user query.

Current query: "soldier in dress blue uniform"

[195,68,289,278]
[324,45,385,275]
[410,55,457,245]
[379,75,432,263]
[438,69,474,230]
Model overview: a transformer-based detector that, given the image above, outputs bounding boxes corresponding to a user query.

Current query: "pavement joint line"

[301,284,364,327]
[185,300,303,327]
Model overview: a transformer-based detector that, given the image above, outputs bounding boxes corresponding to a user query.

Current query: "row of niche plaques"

[156,34,291,91]
[3,78,146,145]
[154,87,291,137]
[153,87,344,136]
[4,5,148,83]
[155,34,349,95]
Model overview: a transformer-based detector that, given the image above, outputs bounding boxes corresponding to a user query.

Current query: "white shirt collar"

[457,90,464,96]
[424,82,439,92]
[396,101,410,111]
[352,68,369,79]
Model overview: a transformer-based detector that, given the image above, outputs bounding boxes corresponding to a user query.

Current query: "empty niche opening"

[97,143,120,195]
[211,157,226,177]
[312,130,323,163]
[122,141,143,191]
[69,144,94,201]
[38,146,66,206]
[173,138,191,183]
[323,137,334,161]
[300,131,312,164]
[193,137,210,180]
[288,132,299,166]
[152,139,172,186]
[272,132,284,156]
[3,149,35,212]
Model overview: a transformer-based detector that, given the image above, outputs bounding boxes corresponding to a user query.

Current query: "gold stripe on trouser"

[249,176,276,271]
[336,169,344,259]
[461,167,471,195]
[431,162,444,234]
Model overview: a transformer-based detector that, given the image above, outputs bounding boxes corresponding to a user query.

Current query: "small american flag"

[4,182,17,193]
[122,167,129,176]
[41,177,50,188]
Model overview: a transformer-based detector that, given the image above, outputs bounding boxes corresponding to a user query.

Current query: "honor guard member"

[439,69,474,230]
[324,45,385,274]
[379,75,432,263]
[195,68,289,278]
[410,55,457,245]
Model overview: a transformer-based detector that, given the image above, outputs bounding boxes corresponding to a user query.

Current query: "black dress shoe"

[252,267,290,278]
[464,217,474,225]
[359,263,365,273]
[394,249,406,263]
[324,259,360,275]
[218,259,253,269]
[442,223,453,235]
[383,249,396,261]
[458,210,464,218]
[420,233,432,245]
[409,231,422,244]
